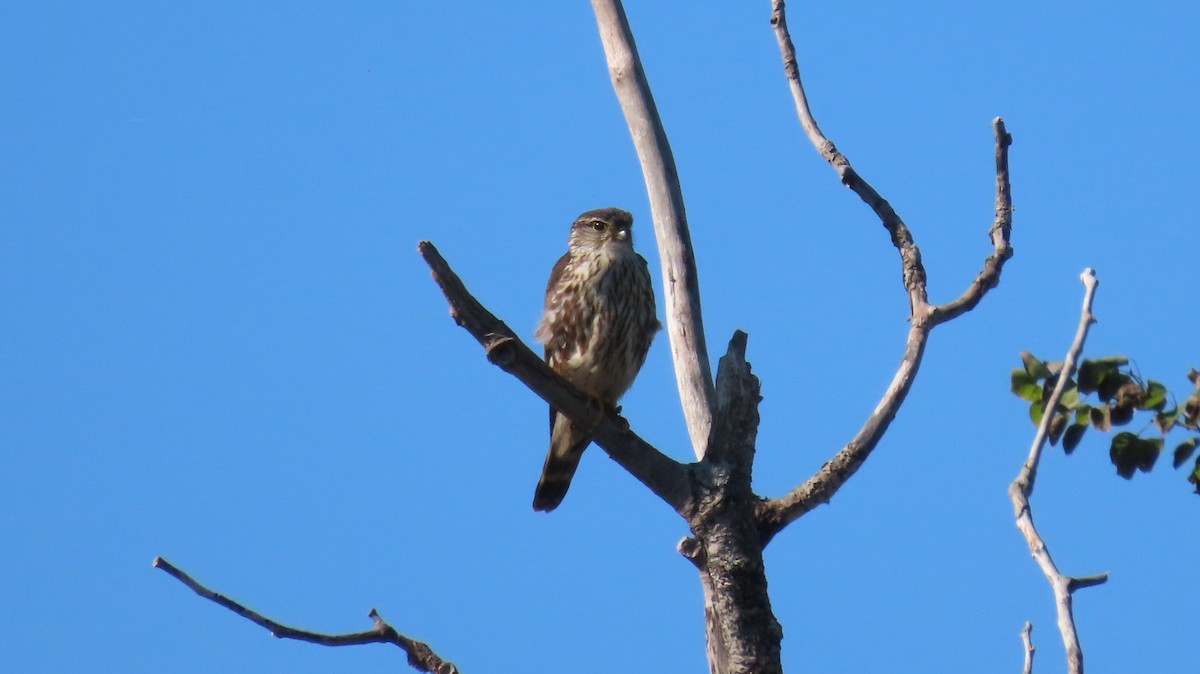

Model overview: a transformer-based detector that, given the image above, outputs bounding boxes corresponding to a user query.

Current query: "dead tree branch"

[418,241,694,515]
[591,0,715,458]
[1009,269,1107,674]
[769,0,928,314]
[931,119,1015,323]
[152,557,460,674]
[758,320,928,542]
[692,331,783,674]
[758,2,1014,543]
[1021,621,1035,674]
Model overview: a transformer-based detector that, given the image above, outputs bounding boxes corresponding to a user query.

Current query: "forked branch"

[758,1,1014,543]
[418,241,693,515]
[1009,269,1107,674]
[930,119,1014,323]
[591,0,715,459]
[153,557,460,674]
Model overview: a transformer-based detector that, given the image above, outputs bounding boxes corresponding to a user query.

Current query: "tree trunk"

[687,332,783,674]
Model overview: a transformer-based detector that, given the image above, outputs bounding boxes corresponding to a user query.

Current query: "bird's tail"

[533,413,591,512]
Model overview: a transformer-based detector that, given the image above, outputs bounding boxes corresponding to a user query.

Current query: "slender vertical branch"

[929,118,1014,323]
[1021,621,1035,674]
[1009,269,1107,674]
[590,0,715,458]
[1012,270,1098,495]
[770,0,929,316]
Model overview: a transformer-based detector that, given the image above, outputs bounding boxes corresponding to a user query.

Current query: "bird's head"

[568,207,636,252]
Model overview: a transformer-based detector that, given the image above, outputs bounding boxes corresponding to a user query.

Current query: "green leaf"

[1075,404,1092,425]
[1141,380,1168,411]
[1059,382,1080,408]
[1048,412,1067,446]
[1191,455,1200,494]
[1174,437,1199,469]
[1021,351,1053,380]
[1040,374,1060,404]
[1029,400,1046,426]
[1079,357,1124,392]
[1090,405,1111,432]
[1184,391,1200,428]
[1110,402,1135,426]
[1155,406,1179,434]
[1077,359,1099,394]
[1098,372,1131,403]
[1063,423,1087,454]
[1011,368,1043,403]
[1110,432,1136,478]
[1079,356,1129,398]
[1110,432,1162,479]
[1141,437,1164,472]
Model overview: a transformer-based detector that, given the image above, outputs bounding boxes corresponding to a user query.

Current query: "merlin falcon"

[532,207,660,512]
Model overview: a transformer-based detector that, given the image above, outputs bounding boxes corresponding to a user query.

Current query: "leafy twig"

[1008,269,1108,674]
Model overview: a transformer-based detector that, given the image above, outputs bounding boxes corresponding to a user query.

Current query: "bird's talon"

[586,397,607,433]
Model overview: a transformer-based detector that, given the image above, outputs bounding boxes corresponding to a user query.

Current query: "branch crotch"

[689,331,782,674]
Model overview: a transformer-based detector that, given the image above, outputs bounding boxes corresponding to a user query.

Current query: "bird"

[532,207,660,512]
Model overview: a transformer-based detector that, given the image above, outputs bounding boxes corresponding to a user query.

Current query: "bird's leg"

[611,406,630,432]
[603,403,630,432]
[579,398,630,434]
[579,396,609,434]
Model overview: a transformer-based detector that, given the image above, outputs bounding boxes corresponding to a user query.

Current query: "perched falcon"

[532,207,660,512]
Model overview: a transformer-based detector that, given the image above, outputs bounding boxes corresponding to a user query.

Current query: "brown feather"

[532,207,658,511]
[532,413,591,512]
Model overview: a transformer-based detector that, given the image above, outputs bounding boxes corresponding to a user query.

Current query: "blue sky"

[2,2,1197,672]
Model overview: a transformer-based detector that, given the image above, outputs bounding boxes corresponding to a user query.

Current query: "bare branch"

[929,118,1015,324]
[705,330,760,470]
[152,557,459,674]
[773,0,1014,323]
[758,2,1016,544]
[770,0,928,315]
[590,0,715,458]
[1066,574,1109,592]
[1021,621,1035,674]
[1012,269,1098,496]
[757,321,928,543]
[1009,269,1107,674]
[419,241,694,515]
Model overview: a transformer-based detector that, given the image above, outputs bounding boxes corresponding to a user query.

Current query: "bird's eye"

[591,221,606,232]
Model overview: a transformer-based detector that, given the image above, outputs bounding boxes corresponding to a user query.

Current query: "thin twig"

[1009,269,1107,674]
[1021,621,1035,674]
[152,557,460,674]
[590,0,715,458]
[757,2,1015,543]
[418,241,693,514]
[929,118,1014,324]
[770,0,928,316]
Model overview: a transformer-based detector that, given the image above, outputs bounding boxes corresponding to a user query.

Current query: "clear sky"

[2,2,1197,672]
